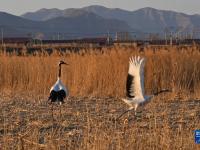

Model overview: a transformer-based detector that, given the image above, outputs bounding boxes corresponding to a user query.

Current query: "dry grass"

[1,45,200,97]
[0,45,200,149]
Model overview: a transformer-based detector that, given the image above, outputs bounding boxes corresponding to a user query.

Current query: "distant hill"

[42,11,132,34]
[21,8,89,21]
[1,5,200,39]
[0,11,132,39]
[22,5,200,33]
[0,12,44,37]
[83,6,198,32]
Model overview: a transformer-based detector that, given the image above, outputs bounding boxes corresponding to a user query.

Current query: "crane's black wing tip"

[126,74,135,98]
[48,90,66,104]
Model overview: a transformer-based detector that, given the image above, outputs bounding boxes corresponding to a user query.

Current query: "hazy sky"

[0,0,200,16]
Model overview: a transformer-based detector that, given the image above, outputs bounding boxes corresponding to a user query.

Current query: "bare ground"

[0,93,200,149]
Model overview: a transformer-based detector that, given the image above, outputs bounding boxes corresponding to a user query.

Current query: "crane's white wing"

[126,56,145,99]
[49,78,69,103]
[50,78,68,94]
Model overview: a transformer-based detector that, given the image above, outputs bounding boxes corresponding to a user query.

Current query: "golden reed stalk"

[0,45,200,97]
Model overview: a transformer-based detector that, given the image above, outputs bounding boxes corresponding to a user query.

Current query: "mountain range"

[0,5,200,39]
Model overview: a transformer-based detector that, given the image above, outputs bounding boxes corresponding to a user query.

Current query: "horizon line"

[1,5,199,16]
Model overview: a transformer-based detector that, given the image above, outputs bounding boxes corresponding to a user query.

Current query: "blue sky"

[0,0,200,15]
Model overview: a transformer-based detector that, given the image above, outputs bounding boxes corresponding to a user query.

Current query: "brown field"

[0,45,200,149]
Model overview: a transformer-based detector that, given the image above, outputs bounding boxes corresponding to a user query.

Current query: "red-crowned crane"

[117,56,171,119]
[48,60,69,104]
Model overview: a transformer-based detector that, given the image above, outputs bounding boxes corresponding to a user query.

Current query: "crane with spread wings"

[118,56,170,119]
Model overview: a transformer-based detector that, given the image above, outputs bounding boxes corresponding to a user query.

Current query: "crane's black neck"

[58,64,62,78]
[153,89,171,96]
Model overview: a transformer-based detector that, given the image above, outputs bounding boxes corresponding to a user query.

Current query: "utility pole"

[107,30,110,45]
[57,33,60,40]
[115,32,118,41]
[1,28,3,46]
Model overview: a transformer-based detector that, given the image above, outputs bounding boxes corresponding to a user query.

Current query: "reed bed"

[0,46,200,97]
[0,45,200,149]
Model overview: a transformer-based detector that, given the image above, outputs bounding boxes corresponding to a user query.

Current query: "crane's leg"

[59,104,62,122]
[116,106,134,121]
[51,104,54,136]
[126,105,139,123]
[134,104,138,116]
[59,104,62,140]
[116,109,130,120]
[51,104,54,121]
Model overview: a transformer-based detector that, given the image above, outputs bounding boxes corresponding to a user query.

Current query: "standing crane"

[48,60,69,121]
[48,60,69,105]
[48,60,69,104]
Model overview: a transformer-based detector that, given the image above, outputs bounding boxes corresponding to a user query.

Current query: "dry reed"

[0,46,200,97]
[0,45,200,149]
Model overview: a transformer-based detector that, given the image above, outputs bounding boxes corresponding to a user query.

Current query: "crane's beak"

[63,62,69,65]
[60,62,69,65]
